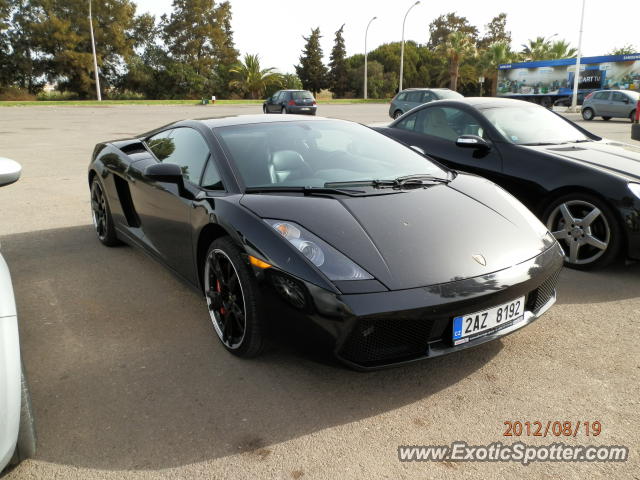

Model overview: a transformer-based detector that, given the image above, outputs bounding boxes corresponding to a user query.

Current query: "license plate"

[301,107,310,110]
[452,296,525,345]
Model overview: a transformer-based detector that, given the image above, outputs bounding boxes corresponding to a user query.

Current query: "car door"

[404,90,423,111]
[129,127,211,282]
[389,105,503,182]
[610,91,630,117]
[267,91,281,112]
[592,91,612,116]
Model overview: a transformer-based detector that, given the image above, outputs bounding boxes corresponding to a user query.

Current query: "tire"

[9,364,36,466]
[90,177,120,246]
[543,192,623,270]
[602,116,611,121]
[631,110,636,123]
[281,107,287,114]
[581,108,594,121]
[262,105,267,114]
[203,237,265,357]
[393,110,403,120]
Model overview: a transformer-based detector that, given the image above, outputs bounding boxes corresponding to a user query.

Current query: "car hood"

[520,140,640,181]
[240,174,551,291]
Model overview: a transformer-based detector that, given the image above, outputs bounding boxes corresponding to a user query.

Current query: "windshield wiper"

[519,142,567,146]
[244,186,367,196]
[326,174,451,190]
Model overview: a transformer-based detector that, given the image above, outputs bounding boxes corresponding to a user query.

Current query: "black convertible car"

[89,115,562,369]
[375,98,640,269]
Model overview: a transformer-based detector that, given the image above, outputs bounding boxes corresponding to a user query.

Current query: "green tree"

[25,0,138,98]
[295,27,328,96]
[438,31,476,91]
[478,13,511,49]
[161,0,238,97]
[547,40,577,59]
[228,53,282,99]
[282,73,302,90]
[608,44,637,55]
[520,36,551,61]
[427,13,478,49]
[479,42,515,95]
[328,24,348,98]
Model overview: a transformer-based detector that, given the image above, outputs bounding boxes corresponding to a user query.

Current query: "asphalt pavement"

[0,103,638,479]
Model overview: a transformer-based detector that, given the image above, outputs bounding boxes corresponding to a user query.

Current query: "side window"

[594,92,609,101]
[395,112,417,131]
[422,91,436,102]
[200,158,224,190]
[147,127,210,184]
[405,91,422,103]
[396,92,407,101]
[414,107,485,142]
[272,91,282,102]
[611,92,626,103]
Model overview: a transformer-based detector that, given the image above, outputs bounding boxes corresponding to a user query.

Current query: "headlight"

[629,183,640,200]
[265,219,373,281]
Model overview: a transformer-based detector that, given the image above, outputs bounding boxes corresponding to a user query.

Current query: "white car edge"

[0,157,36,471]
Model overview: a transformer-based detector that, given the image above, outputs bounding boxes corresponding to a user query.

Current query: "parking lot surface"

[1,103,638,479]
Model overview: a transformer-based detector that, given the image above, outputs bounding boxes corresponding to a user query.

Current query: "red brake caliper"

[216,280,225,314]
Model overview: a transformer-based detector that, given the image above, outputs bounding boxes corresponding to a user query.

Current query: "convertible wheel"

[393,110,403,119]
[9,364,36,466]
[581,108,594,121]
[203,237,264,357]
[544,194,622,269]
[90,177,120,246]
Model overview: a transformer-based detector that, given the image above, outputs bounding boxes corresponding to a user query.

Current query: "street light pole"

[570,0,585,112]
[399,1,420,93]
[88,0,101,101]
[364,16,377,100]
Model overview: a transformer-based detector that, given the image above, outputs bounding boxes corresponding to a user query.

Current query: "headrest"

[271,150,306,171]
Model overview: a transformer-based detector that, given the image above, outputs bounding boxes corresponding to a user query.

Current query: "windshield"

[435,90,464,100]
[215,120,447,189]
[483,105,589,145]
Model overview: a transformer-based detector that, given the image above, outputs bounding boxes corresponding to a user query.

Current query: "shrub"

[0,87,36,101]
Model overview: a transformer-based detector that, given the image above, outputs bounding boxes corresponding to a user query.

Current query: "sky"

[134,0,638,73]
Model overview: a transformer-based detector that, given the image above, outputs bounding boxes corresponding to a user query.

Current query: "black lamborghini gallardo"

[89,115,562,369]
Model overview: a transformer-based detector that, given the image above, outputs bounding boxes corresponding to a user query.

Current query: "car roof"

[415,97,540,110]
[197,114,331,129]
[401,88,453,92]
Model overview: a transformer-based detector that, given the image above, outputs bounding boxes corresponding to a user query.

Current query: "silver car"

[0,157,35,472]
[389,88,463,119]
[581,89,639,122]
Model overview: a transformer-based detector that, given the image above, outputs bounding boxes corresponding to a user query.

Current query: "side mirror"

[0,157,22,187]
[145,162,184,184]
[456,135,490,150]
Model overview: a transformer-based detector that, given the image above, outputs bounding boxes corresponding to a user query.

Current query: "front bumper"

[259,243,564,370]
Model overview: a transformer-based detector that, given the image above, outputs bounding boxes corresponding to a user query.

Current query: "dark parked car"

[375,98,640,269]
[88,115,562,369]
[581,89,638,122]
[389,88,463,119]
[263,90,317,115]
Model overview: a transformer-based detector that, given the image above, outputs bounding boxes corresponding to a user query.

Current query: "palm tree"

[547,40,577,59]
[480,42,515,95]
[438,32,476,91]
[229,54,283,99]
[521,36,551,61]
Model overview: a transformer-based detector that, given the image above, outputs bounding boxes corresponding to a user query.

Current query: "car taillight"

[312,100,317,105]
[584,92,594,101]
[288,100,295,105]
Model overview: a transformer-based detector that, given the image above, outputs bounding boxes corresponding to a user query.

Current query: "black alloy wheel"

[203,237,264,357]
[90,178,120,246]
